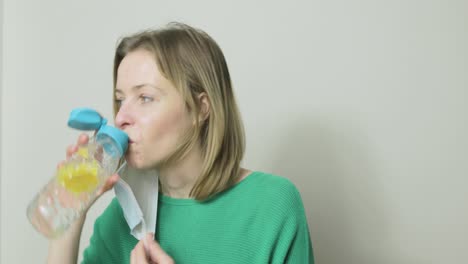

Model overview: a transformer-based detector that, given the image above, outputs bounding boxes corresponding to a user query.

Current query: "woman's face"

[114,49,193,169]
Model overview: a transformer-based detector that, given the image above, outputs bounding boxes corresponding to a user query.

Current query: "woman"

[47,22,313,264]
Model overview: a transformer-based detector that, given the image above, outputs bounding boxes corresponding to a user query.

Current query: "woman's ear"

[197,92,210,122]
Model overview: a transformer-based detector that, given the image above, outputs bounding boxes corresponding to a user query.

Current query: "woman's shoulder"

[226,170,307,226]
[240,170,305,209]
[245,170,300,192]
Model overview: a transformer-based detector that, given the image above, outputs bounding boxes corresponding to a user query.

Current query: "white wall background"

[1,0,467,263]
[0,0,3,259]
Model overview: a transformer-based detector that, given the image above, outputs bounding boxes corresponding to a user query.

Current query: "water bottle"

[26,108,128,239]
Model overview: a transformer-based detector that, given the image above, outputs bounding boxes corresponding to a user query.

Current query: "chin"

[124,154,143,169]
[125,157,157,170]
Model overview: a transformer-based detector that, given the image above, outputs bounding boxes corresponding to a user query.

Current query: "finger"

[134,240,149,264]
[93,144,104,162]
[86,174,120,207]
[65,133,89,159]
[66,145,78,159]
[130,247,136,264]
[96,174,120,196]
[77,133,89,146]
[130,242,146,264]
[56,160,66,170]
[145,234,174,264]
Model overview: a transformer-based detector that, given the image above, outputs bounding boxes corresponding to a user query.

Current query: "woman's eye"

[115,98,124,107]
[140,95,154,103]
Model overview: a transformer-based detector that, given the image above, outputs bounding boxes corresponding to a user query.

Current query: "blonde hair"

[113,22,245,201]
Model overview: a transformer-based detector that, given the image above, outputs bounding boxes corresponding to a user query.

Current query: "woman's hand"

[48,133,121,264]
[131,233,174,264]
[62,133,120,209]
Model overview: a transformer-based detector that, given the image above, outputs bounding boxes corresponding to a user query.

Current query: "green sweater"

[82,171,314,263]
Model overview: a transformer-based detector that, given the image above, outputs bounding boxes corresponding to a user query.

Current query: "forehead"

[116,49,162,91]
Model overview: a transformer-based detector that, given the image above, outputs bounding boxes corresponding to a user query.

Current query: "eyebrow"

[115,83,162,94]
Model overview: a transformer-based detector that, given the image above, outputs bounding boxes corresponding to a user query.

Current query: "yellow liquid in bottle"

[57,147,100,194]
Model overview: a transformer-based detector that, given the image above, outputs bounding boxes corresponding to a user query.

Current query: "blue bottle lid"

[96,126,129,157]
[67,107,128,157]
[68,107,106,131]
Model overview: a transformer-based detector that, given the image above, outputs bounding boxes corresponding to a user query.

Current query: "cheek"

[140,107,192,146]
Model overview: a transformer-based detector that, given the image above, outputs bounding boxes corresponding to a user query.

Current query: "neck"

[158,145,204,199]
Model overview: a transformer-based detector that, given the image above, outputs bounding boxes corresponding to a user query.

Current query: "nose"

[114,103,133,130]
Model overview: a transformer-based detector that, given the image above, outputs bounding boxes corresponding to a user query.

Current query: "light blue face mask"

[114,162,159,240]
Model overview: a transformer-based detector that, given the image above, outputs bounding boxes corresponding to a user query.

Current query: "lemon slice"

[57,161,100,194]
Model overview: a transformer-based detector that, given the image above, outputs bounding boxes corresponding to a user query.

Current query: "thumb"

[144,233,174,264]
[99,174,120,194]
[91,174,119,205]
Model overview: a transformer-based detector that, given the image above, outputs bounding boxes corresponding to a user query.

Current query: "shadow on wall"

[269,113,394,264]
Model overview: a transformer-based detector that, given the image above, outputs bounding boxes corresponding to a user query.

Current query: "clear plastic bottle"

[26,108,128,239]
